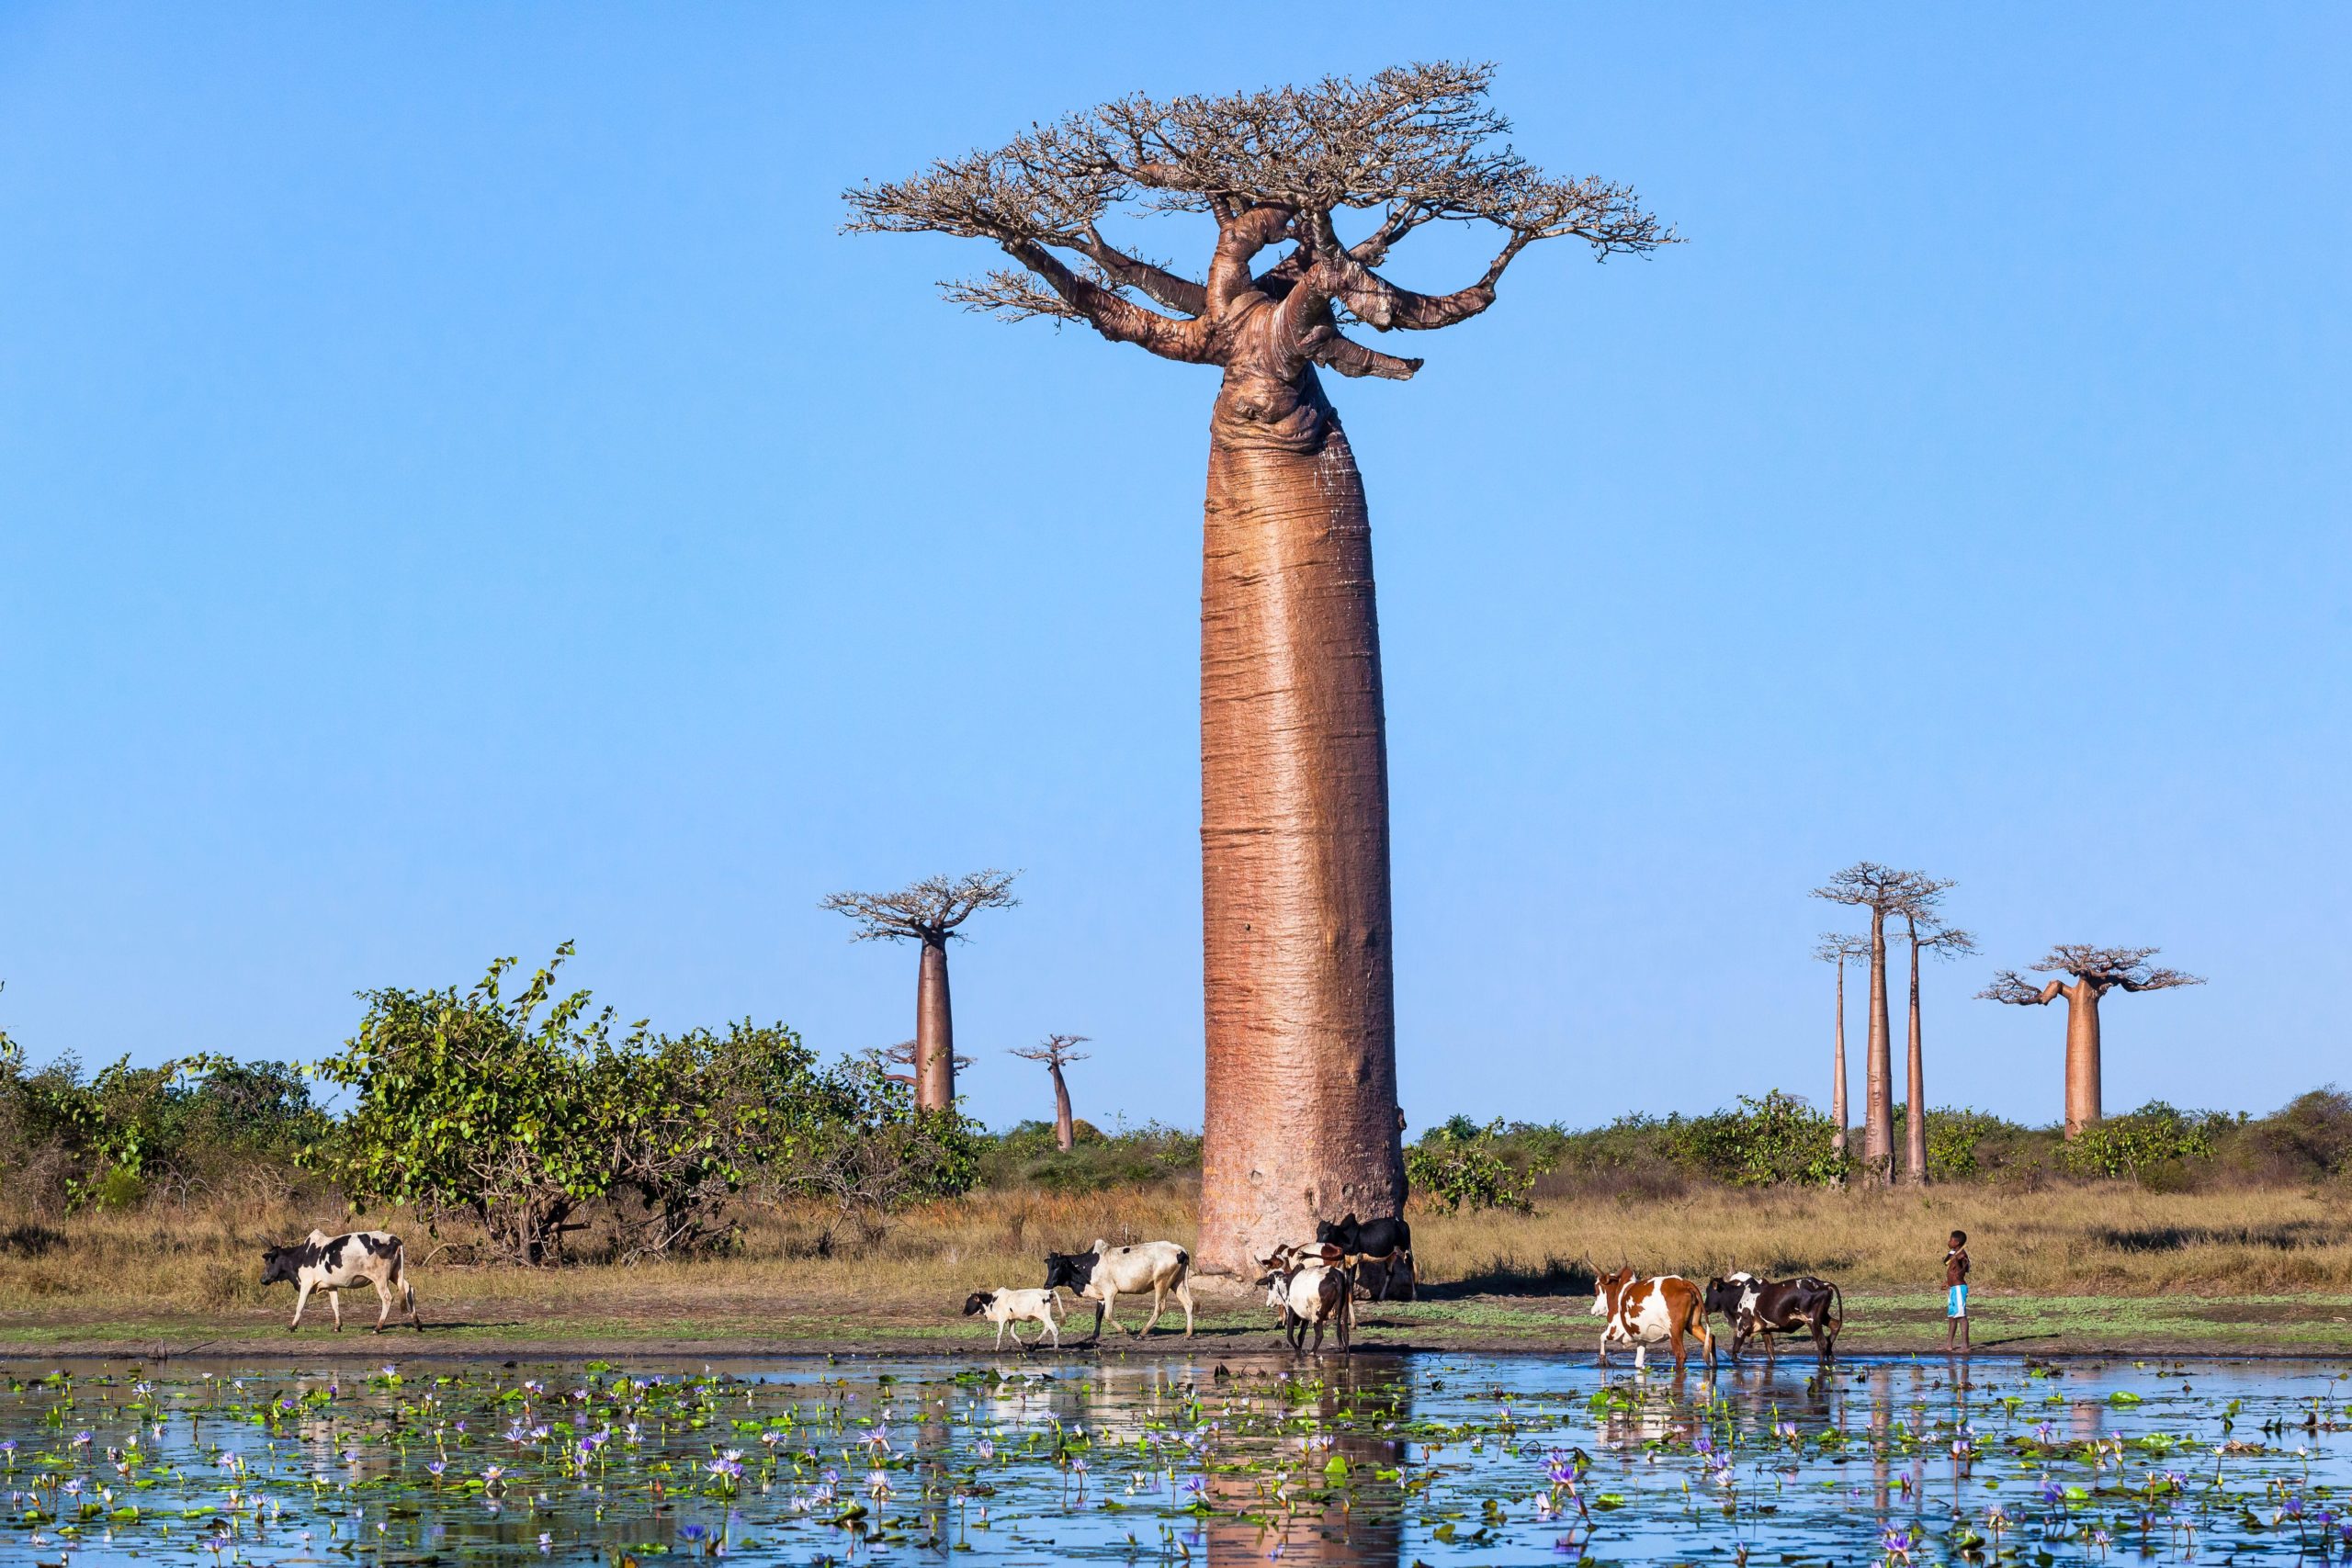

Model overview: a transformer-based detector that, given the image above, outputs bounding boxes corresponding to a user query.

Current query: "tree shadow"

[1419,1258,1596,1300]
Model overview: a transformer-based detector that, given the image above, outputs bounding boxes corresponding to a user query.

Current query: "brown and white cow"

[1253,1251,1352,1356]
[1589,1267,1715,1371]
[1702,1270,1844,1366]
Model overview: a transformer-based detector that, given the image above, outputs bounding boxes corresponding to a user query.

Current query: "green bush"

[2061,1100,2240,1185]
[1905,1106,2038,1181]
[1663,1090,1849,1188]
[974,1120,1201,1194]
[1407,1118,1536,1213]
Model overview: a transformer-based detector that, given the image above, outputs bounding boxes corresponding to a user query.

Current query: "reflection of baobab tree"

[1978,945,2204,1136]
[1201,1360,1411,1567]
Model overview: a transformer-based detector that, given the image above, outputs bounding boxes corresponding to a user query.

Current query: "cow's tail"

[1826,1280,1844,1335]
[390,1238,418,1319]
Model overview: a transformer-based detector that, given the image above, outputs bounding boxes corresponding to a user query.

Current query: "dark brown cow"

[1702,1270,1843,1366]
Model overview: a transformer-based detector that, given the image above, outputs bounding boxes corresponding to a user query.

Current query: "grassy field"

[3,1182,2347,1359]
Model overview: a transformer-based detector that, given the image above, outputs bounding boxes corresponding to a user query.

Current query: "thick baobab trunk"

[1862,907,1894,1185]
[914,936,955,1112]
[1830,960,1849,1162]
[1048,1063,1075,1151]
[1197,367,1403,1278]
[1903,928,1927,1185]
[2062,981,2102,1138]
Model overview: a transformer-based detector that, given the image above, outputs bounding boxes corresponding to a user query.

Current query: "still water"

[2,1351,2346,1564]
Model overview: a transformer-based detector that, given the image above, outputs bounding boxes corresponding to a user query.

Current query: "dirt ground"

[5,1281,2346,1363]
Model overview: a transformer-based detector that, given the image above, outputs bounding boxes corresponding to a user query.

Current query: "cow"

[1254,1258,1351,1355]
[1042,1239,1195,1341]
[1703,1270,1844,1367]
[1589,1267,1714,1371]
[260,1230,420,1334]
[961,1287,1068,1352]
[1315,1213,1415,1302]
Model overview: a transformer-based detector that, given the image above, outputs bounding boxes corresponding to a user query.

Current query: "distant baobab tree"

[1979,945,2204,1137]
[876,1038,971,1092]
[1811,863,1928,1186]
[1811,932,1871,1167]
[1888,874,1973,1186]
[846,63,1669,1272]
[820,870,1019,1113]
[1010,1033,1091,1151]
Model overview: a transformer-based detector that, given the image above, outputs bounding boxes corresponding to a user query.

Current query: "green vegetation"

[1406,1117,1539,1213]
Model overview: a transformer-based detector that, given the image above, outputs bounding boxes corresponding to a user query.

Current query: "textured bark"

[1048,1062,1075,1151]
[1862,906,1894,1186]
[1830,958,1849,1160]
[914,938,955,1113]
[1197,359,1403,1279]
[1903,916,1927,1185]
[2062,981,2102,1138]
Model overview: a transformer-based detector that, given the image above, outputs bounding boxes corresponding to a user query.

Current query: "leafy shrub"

[1408,1118,1536,1213]
[975,1120,1202,1194]
[1905,1106,2037,1181]
[2061,1100,2240,1186]
[317,947,978,1265]
[2228,1087,2352,1184]
[1665,1091,1849,1188]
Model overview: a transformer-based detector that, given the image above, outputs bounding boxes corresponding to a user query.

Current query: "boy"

[1945,1229,1971,1351]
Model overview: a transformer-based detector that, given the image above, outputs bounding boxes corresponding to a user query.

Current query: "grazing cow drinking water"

[1702,1270,1844,1366]
[1041,1239,1195,1341]
[260,1230,420,1334]
[1315,1213,1415,1301]
[1589,1267,1714,1371]
[1254,1257,1351,1355]
[961,1287,1068,1351]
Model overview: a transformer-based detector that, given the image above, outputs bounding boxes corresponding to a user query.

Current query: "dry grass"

[1,1181,2346,1331]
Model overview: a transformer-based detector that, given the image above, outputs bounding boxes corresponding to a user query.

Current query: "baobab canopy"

[842,62,1671,382]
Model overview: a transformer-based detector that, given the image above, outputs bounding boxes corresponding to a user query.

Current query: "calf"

[961,1287,1068,1352]
[1703,1270,1843,1367]
[1255,1258,1351,1356]
[1042,1239,1195,1341]
[260,1230,420,1334]
[1315,1213,1415,1302]
[1589,1267,1714,1371]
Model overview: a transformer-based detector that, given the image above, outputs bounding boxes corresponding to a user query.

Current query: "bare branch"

[1077,229,1206,316]
[1978,972,2064,1007]
[1809,862,1921,915]
[2025,944,2206,993]
[1001,240,1215,361]
[1298,323,1423,380]
[1812,931,1871,964]
[1008,1032,1092,1068]
[820,870,1022,945]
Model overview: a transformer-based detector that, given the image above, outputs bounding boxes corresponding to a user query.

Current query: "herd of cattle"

[264,1218,1844,1368]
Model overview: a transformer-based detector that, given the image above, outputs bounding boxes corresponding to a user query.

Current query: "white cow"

[1043,1239,1195,1339]
[961,1287,1068,1351]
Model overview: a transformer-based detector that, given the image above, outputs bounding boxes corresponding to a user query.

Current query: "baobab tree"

[1811,932,1871,1166]
[1009,1033,1091,1151]
[1979,945,2204,1137]
[1888,874,1973,1186]
[1809,863,1928,1186]
[820,870,1019,1113]
[845,63,1669,1272]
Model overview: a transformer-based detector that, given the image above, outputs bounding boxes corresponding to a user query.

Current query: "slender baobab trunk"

[2061,980,2101,1137]
[1830,958,1849,1164]
[1198,368,1403,1278]
[1903,920,1927,1186]
[914,937,955,1112]
[1862,905,1894,1185]
[1047,1061,1075,1151]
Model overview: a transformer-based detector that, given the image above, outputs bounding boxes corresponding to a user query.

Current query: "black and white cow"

[260,1230,421,1334]
[1702,1270,1842,1366]
[1314,1213,1415,1302]
[1041,1239,1195,1341]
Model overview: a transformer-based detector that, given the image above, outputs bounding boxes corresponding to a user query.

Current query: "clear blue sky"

[3,6,2345,1134]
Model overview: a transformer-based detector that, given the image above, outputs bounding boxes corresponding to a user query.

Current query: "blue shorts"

[1948,1284,1968,1318]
